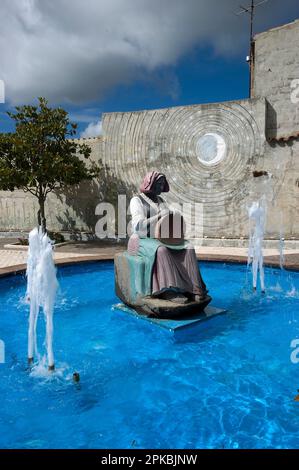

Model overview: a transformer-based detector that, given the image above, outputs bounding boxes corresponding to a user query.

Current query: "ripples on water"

[0,261,298,449]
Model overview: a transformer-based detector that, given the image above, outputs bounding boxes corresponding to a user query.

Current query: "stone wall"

[252,18,299,238]
[253,18,299,139]
[258,139,299,238]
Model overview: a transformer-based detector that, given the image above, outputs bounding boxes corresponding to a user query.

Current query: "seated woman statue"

[128,170,208,304]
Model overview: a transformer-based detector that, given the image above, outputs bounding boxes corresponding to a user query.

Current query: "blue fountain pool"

[0,261,299,449]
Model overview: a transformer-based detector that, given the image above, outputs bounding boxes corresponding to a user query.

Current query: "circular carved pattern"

[103,102,264,233]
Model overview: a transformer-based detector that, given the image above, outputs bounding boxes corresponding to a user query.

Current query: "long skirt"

[127,235,207,297]
[152,245,207,296]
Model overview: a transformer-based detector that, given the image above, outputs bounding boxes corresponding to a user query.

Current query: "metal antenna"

[235,0,268,97]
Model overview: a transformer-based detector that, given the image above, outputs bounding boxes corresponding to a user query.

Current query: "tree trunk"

[37,196,47,234]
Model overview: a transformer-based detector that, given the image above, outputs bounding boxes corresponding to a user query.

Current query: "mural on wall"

[102,98,266,238]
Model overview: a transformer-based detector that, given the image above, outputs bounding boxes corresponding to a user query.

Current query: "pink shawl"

[139,171,169,193]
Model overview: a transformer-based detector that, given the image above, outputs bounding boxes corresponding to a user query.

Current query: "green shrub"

[48,231,65,244]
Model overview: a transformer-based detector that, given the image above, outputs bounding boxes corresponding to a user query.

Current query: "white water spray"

[247,171,275,292]
[248,196,267,292]
[26,227,58,370]
[279,213,285,270]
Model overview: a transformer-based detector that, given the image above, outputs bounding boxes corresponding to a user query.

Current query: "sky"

[0,0,298,136]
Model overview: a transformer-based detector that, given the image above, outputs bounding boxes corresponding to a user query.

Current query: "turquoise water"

[0,261,299,449]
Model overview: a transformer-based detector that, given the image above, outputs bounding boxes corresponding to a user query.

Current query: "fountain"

[26,227,58,371]
[279,218,285,270]
[247,171,274,293]
[248,196,267,292]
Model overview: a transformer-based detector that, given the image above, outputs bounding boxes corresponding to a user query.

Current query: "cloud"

[0,0,298,105]
[80,119,103,138]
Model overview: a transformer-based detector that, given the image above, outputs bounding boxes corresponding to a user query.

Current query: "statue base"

[115,250,212,319]
[113,303,227,332]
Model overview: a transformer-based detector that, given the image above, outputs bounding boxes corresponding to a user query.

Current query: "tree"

[0,97,100,233]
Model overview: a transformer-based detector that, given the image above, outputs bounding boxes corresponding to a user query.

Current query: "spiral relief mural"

[102,98,266,237]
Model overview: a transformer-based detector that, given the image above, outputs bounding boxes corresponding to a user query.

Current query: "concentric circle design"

[102,101,266,236]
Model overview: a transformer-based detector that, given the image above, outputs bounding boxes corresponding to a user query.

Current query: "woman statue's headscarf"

[140,171,169,194]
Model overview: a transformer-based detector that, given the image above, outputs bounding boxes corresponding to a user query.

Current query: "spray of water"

[279,216,285,270]
[247,196,267,292]
[26,227,58,371]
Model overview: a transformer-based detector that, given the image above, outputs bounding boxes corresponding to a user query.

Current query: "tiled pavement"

[0,249,102,269]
